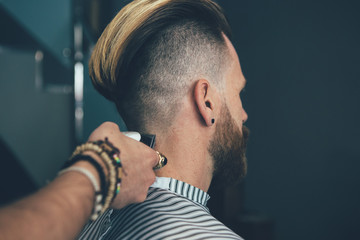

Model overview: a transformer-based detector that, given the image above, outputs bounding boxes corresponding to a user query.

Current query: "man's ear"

[194,79,216,127]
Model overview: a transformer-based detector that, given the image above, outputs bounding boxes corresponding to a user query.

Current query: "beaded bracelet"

[61,154,108,220]
[92,138,123,201]
[69,139,123,220]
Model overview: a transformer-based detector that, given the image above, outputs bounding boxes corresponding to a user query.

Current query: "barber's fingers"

[122,131,167,170]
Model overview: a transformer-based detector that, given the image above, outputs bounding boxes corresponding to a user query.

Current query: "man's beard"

[209,104,249,184]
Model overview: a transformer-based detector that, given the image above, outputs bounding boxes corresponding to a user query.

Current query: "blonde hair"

[89,0,232,132]
[89,0,171,99]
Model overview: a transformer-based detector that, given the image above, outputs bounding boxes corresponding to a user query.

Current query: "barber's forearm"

[0,122,159,239]
[0,167,95,240]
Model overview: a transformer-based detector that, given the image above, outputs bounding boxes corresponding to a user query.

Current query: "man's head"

[89,0,232,133]
[90,0,249,183]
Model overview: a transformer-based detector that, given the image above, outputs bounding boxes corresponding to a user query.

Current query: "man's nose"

[242,108,248,123]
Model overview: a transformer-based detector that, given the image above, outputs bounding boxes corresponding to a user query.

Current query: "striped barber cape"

[78,177,243,240]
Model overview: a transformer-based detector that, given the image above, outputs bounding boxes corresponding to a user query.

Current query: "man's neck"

[153,117,214,192]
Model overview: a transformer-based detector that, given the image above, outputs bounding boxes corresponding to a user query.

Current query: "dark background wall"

[218,0,360,239]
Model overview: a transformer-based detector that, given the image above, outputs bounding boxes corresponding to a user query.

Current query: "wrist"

[59,139,123,221]
[71,161,101,188]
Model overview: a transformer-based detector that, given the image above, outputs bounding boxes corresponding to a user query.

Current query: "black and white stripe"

[78,177,243,240]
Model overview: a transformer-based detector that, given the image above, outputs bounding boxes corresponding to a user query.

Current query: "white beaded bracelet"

[58,166,103,221]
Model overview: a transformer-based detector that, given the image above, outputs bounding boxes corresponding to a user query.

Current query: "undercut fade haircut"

[89,0,232,133]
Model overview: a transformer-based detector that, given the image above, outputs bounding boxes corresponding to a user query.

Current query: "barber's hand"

[88,122,159,209]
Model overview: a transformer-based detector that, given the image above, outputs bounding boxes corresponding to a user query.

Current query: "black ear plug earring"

[211,119,215,125]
